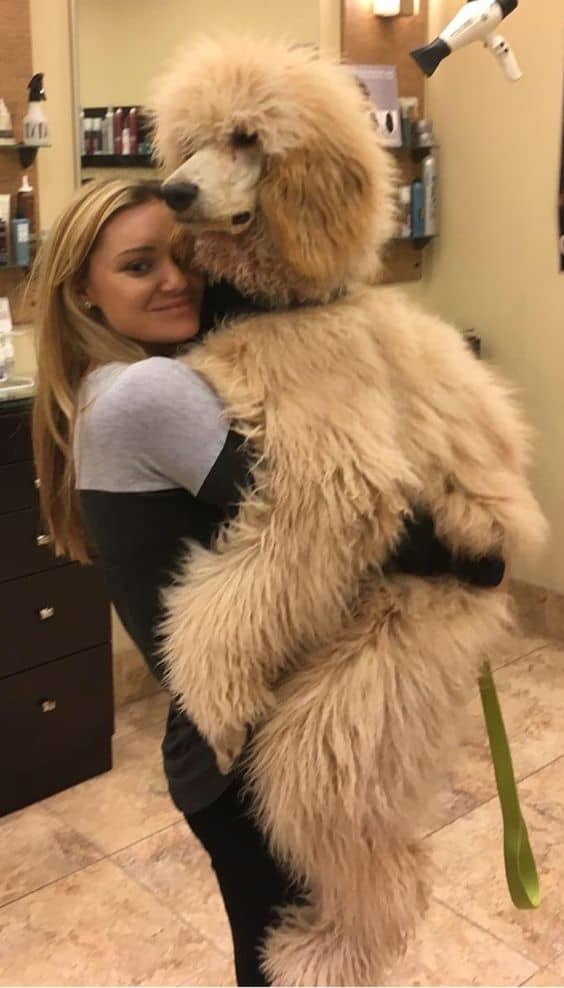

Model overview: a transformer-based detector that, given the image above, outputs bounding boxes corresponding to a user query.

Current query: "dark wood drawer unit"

[0,507,66,582]
[0,645,113,816]
[0,398,113,816]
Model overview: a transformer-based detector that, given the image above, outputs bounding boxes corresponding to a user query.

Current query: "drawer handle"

[34,477,41,489]
[38,606,55,621]
[40,699,57,713]
[36,533,52,547]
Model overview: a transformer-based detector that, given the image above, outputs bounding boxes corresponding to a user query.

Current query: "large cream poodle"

[149,37,546,986]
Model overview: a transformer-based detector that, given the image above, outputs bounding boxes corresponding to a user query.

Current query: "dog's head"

[149,37,397,303]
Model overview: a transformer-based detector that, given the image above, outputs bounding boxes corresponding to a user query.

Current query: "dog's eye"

[231,129,259,149]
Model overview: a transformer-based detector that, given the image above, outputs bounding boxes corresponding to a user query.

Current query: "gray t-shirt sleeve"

[75,357,229,496]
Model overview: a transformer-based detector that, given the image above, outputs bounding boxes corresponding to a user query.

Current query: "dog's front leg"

[158,539,278,773]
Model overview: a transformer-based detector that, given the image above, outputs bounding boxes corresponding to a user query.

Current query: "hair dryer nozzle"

[410,38,451,78]
[498,0,518,17]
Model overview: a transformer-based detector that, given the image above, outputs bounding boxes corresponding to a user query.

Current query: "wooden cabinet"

[0,398,113,817]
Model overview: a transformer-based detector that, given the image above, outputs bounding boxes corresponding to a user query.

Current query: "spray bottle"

[23,73,49,145]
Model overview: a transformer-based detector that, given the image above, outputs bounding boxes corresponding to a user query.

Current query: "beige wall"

[414,0,564,591]
[29,0,76,231]
[77,0,339,107]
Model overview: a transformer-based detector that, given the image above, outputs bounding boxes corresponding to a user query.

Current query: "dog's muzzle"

[161,182,199,213]
[161,179,254,230]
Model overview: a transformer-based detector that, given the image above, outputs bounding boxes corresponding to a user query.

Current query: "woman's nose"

[161,258,188,291]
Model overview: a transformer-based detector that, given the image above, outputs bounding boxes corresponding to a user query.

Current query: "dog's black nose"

[161,182,199,212]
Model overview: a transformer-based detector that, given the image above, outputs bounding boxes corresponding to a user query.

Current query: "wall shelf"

[393,235,437,249]
[0,143,51,168]
[81,153,155,168]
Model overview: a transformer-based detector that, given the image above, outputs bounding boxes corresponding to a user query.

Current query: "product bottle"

[421,151,438,237]
[412,118,435,153]
[105,107,115,154]
[114,108,123,155]
[23,73,49,146]
[88,120,96,155]
[398,97,419,149]
[11,218,30,267]
[410,179,425,239]
[398,185,412,239]
[0,98,15,146]
[16,175,35,234]
[121,111,131,154]
[94,117,103,153]
[0,219,8,266]
[128,107,138,154]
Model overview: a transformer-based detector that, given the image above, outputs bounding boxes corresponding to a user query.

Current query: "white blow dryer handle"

[484,32,523,81]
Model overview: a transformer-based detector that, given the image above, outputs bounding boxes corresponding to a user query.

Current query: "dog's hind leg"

[259,831,430,987]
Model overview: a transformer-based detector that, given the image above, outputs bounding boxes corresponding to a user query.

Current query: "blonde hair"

[31,178,166,562]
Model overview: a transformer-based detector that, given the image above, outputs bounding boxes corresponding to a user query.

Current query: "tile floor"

[1,634,563,986]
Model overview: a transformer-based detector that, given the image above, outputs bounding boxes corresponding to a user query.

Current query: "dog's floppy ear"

[259,145,373,287]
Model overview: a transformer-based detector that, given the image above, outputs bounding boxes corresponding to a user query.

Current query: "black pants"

[185,775,305,986]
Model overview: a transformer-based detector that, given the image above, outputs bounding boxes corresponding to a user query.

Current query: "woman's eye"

[124,260,152,275]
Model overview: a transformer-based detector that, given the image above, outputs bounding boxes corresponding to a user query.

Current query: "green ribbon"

[478,660,541,909]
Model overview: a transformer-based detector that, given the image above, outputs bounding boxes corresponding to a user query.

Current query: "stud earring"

[81,296,93,311]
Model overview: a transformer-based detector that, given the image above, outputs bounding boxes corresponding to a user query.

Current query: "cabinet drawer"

[0,508,66,582]
[0,563,111,677]
[0,460,37,514]
[0,644,113,815]
[1,737,112,817]
[0,644,114,772]
[0,409,32,465]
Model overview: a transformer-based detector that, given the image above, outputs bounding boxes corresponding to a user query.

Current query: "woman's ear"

[258,145,373,287]
[74,272,95,311]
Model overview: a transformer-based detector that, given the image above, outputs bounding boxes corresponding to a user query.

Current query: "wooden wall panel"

[341,0,429,283]
[0,0,38,322]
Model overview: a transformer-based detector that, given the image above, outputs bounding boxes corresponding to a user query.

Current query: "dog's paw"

[212,724,249,775]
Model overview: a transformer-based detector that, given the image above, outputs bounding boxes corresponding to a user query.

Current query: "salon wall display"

[72,0,431,282]
[351,65,402,148]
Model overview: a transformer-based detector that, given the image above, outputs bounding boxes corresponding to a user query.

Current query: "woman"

[32,177,503,987]
[32,177,302,988]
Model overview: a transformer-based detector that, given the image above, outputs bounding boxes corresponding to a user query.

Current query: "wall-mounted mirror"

[70,0,324,186]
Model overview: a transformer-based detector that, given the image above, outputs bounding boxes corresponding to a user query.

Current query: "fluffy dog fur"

[149,38,547,986]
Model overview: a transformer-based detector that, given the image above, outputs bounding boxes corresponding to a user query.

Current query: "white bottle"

[421,151,438,237]
[122,124,130,155]
[105,107,114,154]
[23,73,49,146]
[0,98,15,146]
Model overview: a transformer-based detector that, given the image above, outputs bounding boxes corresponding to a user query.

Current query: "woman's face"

[84,198,204,345]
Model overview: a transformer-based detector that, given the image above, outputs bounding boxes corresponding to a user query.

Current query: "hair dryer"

[410,0,522,82]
